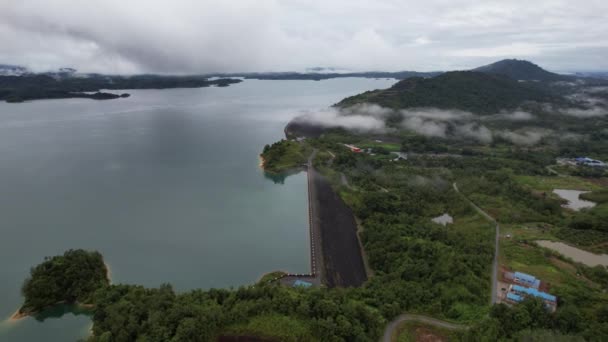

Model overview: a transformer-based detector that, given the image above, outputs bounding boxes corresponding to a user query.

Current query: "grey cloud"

[400,108,473,121]
[454,123,493,143]
[562,107,608,117]
[293,106,388,132]
[496,130,547,145]
[0,1,607,73]
[401,116,448,137]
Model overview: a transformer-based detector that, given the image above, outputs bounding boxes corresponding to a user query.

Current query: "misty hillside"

[336,71,558,114]
[473,59,570,81]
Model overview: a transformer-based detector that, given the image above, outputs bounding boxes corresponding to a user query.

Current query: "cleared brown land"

[310,168,367,287]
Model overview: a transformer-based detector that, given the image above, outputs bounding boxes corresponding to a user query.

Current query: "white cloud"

[0,0,607,73]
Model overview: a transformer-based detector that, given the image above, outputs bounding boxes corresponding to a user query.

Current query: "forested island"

[14,249,109,319]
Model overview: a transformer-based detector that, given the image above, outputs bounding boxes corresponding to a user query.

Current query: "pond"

[432,213,453,226]
[552,189,596,211]
[536,240,608,267]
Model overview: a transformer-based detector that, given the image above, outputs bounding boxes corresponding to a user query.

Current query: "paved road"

[453,182,500,305]
[382,314,468,342]
[307,149,323,283]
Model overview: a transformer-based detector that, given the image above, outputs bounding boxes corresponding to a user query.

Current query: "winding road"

[381,314,468,342]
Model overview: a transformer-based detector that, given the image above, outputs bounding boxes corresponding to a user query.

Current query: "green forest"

[19,249,108,315]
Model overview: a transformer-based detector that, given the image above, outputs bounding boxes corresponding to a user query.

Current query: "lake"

[0,78,395,341]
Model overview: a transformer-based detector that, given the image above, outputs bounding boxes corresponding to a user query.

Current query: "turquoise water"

[0,78,395,341]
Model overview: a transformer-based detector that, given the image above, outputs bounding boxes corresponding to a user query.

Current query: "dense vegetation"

[0,74,241,103]
[89,284,384,341]
[261,139,309,173]
[19,249,108,315]
[473,59,571,82]
[336,71,558,114]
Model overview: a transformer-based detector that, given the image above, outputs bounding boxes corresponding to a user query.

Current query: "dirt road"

[453,182,500,305]
[382,314,468,342]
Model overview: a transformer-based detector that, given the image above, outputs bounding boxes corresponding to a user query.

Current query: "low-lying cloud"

[455,123,493,143]
[562,106,608,117]
[496,130,547,145]
[292,104,389,132]
[401,116,448,137]
[291,103,604,145]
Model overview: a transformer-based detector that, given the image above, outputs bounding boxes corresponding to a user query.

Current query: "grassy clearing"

[498,227,607,292]
[224,314,316,342]
[515,175,603,192]
[394,321,462,342]
[358,140,401,152]
[580,189,608,203]
[500,223,558,242]
[501,236,570,286]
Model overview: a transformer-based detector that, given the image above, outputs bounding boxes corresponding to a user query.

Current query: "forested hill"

[336,71,559,114]
[474,59,571,82]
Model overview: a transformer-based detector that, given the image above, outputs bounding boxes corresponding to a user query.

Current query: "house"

[513,271,541,289]
[343,144,362,153]
[506,292,523,303]
[510,284,557,311]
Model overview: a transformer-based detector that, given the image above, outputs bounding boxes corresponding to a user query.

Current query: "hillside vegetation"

[336,71,557,114]
[474,59,570,82]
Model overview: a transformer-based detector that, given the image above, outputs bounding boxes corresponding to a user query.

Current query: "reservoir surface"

[0,78,394,340]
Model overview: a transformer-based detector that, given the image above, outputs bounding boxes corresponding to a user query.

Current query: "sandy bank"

[8,309,28,322]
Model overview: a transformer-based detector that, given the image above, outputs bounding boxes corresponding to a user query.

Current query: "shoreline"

[8,309,28,322]
[7,261,112,322]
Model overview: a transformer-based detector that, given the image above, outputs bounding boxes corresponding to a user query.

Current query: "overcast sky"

[1,0,607,74]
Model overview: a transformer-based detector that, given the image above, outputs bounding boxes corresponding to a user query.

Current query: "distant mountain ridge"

[473,59,570,81]
[0,64,29,76]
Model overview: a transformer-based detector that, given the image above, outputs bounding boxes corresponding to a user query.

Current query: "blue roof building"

[514,272,541,289]
[506,292,523,303]
[512,285,557,303]
[293,280,313,288]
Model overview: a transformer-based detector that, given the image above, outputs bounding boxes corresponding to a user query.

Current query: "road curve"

[382,314,468,342]
[453,182,500,305]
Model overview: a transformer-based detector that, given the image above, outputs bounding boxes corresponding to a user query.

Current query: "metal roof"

[507,292,523,302]
[512,285,557,302]
[514,272,536,282]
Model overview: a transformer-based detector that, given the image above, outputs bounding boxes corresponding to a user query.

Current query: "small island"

[13,249,110,320]
[260,139,309,174]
